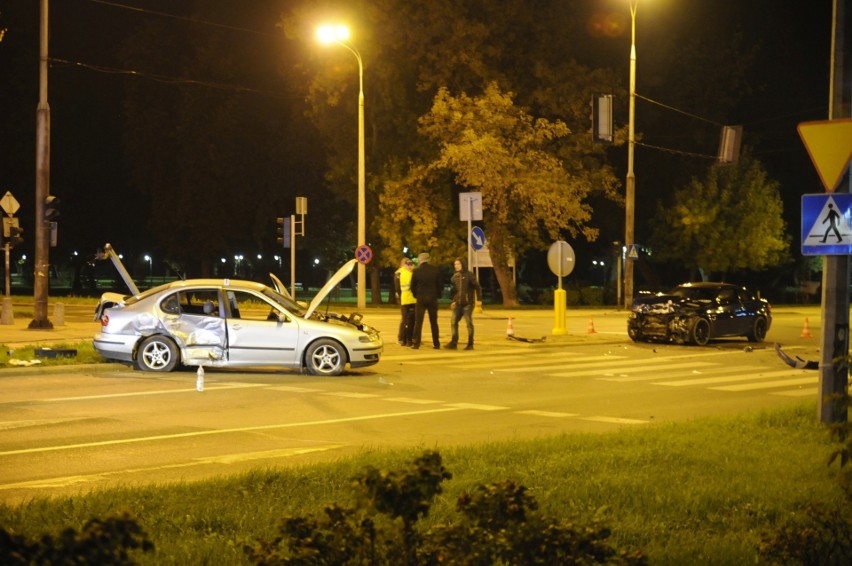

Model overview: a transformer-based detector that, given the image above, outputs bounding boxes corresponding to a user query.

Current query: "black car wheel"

[690,318,711,346]
[305,339,346,376]
[747,316,768,342]
[135,335,179,372]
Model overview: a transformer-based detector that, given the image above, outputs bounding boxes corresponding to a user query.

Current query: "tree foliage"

[378,83,618,305]
[650,154,789,279]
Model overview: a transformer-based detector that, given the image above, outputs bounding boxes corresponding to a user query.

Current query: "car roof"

[143,278,269,295]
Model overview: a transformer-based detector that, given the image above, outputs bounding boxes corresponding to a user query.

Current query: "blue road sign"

[802,193,852,255]
[470,226,486,250]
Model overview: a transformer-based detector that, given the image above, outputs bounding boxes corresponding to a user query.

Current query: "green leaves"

[651,154,790,278]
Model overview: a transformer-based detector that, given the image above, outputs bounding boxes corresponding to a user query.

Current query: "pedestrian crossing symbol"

[801,193,852,255]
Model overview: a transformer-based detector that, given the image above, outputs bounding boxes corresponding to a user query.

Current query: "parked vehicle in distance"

[93,259,382,375]
[627,282,771,346]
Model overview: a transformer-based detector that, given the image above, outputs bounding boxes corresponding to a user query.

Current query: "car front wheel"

[690,318,711,346]
[747,316,768,342]
[627,326,643,342]
[305,339,347,376]
[135,335,179,372]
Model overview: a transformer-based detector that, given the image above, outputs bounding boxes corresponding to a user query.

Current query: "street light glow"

[317,22,366,310]
[317,24,350,44]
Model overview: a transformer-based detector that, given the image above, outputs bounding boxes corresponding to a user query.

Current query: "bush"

[246,451,645,565]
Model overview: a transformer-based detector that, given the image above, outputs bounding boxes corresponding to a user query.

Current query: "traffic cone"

[506,317,515,337]
[587,317,597,334]
[800,317,812,338]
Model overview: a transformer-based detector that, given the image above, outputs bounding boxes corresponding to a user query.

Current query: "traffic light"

[2,217,23,248]
[276,217,291,248]
[44,195,60,221]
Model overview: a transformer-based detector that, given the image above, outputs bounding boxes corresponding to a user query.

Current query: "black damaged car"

[627,282,771,346]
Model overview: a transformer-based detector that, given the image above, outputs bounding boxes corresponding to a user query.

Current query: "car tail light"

[101,313,109,327]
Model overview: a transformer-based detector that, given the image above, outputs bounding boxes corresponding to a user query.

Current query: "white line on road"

[581,416,648,425]
[710,377,818,391]
[0,407,462,457]
[39,382,268,402]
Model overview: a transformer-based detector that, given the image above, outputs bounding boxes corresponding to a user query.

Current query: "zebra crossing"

[382,345,818,397]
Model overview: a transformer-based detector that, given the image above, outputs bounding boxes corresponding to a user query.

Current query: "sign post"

[798,118,852,424]
[547,240,575,335]
[0,191,20,325]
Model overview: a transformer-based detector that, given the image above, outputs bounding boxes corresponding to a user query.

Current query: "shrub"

[246,451,645,565]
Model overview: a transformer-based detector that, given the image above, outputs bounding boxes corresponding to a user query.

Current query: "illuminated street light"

[144,254,152,277]
[317,23,366,309]
[624,0,639,308]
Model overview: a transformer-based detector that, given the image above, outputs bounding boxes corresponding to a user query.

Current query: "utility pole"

[818,0,850,423]
[30,0,52,329]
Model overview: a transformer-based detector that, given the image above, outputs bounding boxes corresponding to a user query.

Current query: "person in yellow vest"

[393,257,416,346]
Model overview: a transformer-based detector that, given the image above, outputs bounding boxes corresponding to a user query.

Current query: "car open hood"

[305,259,357,318]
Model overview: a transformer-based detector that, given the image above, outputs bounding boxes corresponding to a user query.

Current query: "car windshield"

[670,286,724,301]
[261,287,307,316]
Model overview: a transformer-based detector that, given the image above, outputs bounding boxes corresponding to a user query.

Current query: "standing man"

[410,252,442,349]
[446,257,481,350]
[393,257,416,346]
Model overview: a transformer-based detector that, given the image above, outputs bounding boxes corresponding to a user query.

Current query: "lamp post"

[624,0,638,309]
[318,24,366,310]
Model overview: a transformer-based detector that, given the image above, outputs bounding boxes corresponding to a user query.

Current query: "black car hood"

[632,294,710,313]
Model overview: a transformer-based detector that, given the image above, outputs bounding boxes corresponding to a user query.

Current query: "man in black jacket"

[410,252,443,349]
[446,257,481,350]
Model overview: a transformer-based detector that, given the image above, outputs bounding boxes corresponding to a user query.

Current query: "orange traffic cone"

[506,317,515,337]
[801,317,812,338]
[587,317,597,334]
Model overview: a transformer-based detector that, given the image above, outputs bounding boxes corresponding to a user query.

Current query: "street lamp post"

[318,24,366,310]
[624,0,638,309]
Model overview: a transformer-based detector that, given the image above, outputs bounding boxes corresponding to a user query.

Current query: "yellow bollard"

[552,288,567,335]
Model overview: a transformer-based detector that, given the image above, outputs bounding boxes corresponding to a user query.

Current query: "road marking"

[445,403,507,411]
[0,407,462,457]
[39,382,268,402]
[657,368,810,386]
[581,416,648,425]
[573,361,717,380]
[268,385,322,393]
[323,392,381,399]
[468,354,628,371]
[516,410,579,418]
[383,397,443,405]
[710,376,818,391]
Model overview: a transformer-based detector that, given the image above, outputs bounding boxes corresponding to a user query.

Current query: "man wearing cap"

[410,252,443,349]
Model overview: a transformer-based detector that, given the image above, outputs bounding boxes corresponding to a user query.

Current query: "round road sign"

[547,240,575,277]
[355,244,373,264]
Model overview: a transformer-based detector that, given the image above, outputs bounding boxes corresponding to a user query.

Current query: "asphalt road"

[0,304,826,504]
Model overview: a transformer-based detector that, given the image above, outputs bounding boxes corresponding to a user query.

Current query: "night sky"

[0,0,844,291]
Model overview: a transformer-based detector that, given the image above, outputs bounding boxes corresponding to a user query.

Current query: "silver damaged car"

[93,259,383,375]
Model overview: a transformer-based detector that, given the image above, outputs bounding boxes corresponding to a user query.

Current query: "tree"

[281,0,623,303]
[378,83,618,306]
[650,153,789,280]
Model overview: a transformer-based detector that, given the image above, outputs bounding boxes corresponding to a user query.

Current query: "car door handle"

[231,324,242,331]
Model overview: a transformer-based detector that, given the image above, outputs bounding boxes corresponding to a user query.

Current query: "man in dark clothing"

[410,252,443,349]
[446,257,481,350]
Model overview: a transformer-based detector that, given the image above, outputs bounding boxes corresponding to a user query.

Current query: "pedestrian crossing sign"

[801,193,852,255]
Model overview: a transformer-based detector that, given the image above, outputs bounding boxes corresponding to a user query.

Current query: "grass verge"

[0,340,103,367]
[0,401,841,564]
